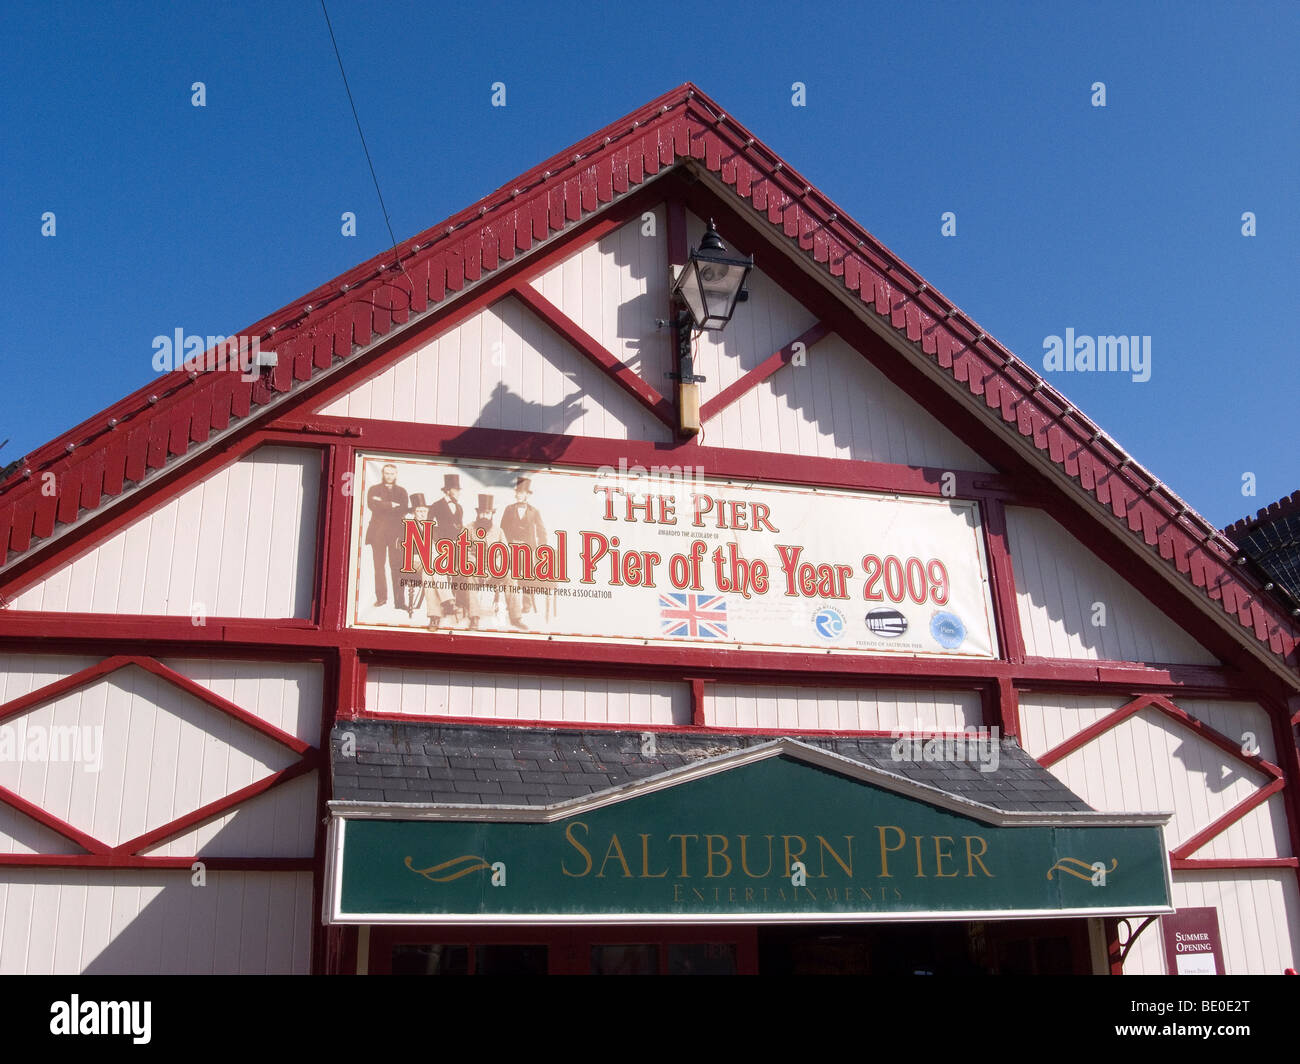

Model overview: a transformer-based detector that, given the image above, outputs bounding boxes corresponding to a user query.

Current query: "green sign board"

[332,754,1171,922]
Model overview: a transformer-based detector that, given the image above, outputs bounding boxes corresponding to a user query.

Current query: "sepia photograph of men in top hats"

[500,475,549,630]
[464,492,507,630]
[429,473,470,621]
[364,462,409,611]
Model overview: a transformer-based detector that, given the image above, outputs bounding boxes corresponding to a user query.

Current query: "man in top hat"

[465,493,506,630]
[499,475,546,629]
[429,473,470,620]
[400,493,432,620]
[365,463,409,610]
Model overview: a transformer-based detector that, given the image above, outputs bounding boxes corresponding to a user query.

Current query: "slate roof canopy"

[330,720,1094,815]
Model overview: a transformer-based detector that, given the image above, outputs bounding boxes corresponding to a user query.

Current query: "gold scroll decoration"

[405,854,492,882]
[1046,857,1118,882]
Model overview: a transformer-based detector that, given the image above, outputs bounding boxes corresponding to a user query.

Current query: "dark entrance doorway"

[758,919,1092,974]
[369,918,1093,974]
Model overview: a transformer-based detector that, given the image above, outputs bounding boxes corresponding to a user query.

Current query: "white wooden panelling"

[9,446,320,618]
[706,331,992,468]
[1121,871,1300,975]
[0,664,298,849]
[0,869,312,974]
[0,654,98,855]
[140,772,317,857]
[0,654,98,703]
[532,205,674,395]
[315,299,672,442]
[0,804,81,855]
[1019,695,1289,859]
[160,658,323,743]
[682,212,992,470]
[366,667,690,726]
[1005,506,1217,664]
[705,685,982,732]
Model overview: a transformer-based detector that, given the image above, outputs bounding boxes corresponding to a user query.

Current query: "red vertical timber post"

[665,198,688,436]
[1105,917,1124,975]
[312,442,355,972]
[689,677,706,726]
[1264,688,1300,915]
[980,498,1025,739]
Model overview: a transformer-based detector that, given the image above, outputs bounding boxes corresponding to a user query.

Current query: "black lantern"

[670,219,753,331]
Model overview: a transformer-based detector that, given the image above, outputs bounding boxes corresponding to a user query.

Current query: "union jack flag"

[659,592,729,639]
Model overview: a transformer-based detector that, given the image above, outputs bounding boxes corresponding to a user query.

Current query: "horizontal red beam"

[699,321,830,423]
[1170,856,1299,870]
[353,709,992,737]
[0,854,314,870]
[0,619,1255,694]
[265,418,1026,499]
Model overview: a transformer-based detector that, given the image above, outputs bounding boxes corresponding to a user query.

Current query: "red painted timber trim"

[311,647,343,975]
[0,617,1255,694]
[257,417,1022,501]
[352,707,995,740]
[265,185,665,423]
[1149,694,1283,780]
[0,434,321,608]
[2,83,1293,680]
[698,321,830,424]
[0,785,107,854]
[1105,918,1124,975]
[117,754,319,855]
[666,198,687,267]
[510,282,676,427]
[306,444,329,624]
[1170,857,1299,870]
[1037,696,1152,768]
[0,854,315,870]
[319,443,353,631]
[1169,778,1286,860]
[1263,690,1300,906]
[0,655,128,724]
[981,499,1026,664]
[689,678,706,726]
[992,675,1020,739]
[128,656,313,755]
[338,647,363,720]
[668,172,1300,677]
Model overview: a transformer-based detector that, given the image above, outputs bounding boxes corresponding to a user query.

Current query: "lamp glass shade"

[672,224,753,331]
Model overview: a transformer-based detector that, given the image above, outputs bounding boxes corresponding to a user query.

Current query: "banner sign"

[1161,907,1226,975]
[347,453,999,658]
[329,755,1172,923]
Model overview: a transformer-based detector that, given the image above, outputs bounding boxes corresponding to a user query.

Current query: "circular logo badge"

[812,607,845,641]
[930,611,966,649]
[865,607,908,638]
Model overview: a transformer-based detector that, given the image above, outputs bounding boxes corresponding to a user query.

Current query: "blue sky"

[2,1,1295,528]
